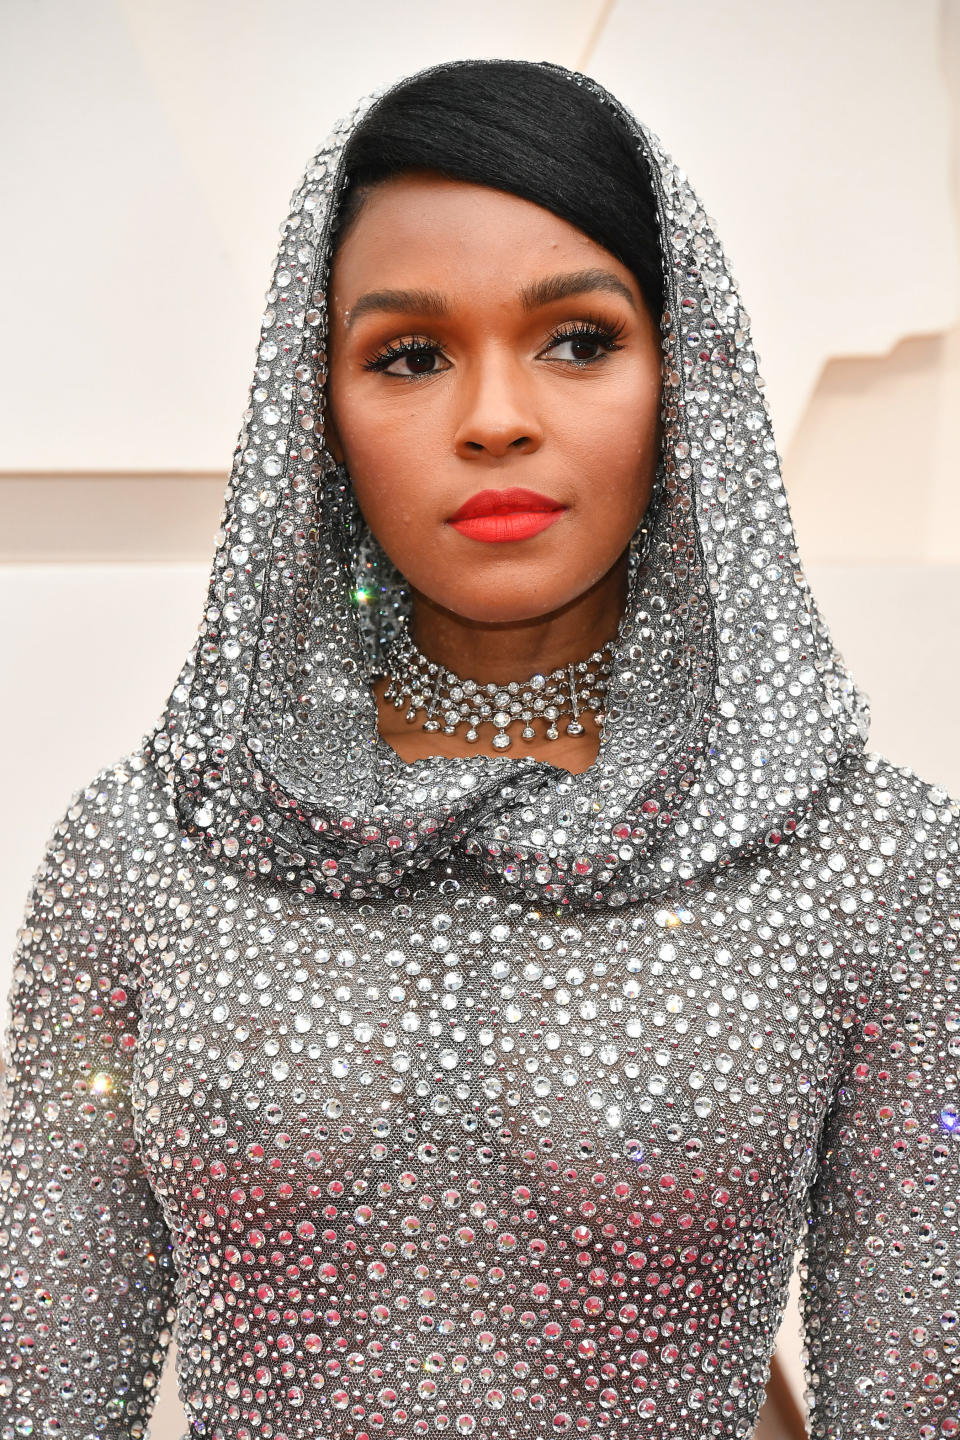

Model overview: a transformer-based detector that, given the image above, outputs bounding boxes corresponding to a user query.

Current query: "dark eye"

[547,334,606,363]
[543,320,626,366]
[363,340,449,378]
[384,345,445,377]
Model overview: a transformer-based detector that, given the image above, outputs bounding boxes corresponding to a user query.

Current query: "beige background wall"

[2,2,959,1433]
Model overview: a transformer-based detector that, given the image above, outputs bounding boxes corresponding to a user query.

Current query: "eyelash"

[360,314,628,378]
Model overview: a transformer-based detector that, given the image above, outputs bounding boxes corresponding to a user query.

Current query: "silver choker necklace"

[382,619,615,750]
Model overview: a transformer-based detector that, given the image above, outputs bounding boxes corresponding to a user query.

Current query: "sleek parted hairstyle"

[331,59,665,322]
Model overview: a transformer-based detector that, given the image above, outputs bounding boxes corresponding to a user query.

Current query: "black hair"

[332,60,664,321]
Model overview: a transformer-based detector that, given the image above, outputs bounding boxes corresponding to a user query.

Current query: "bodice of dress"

[2,746,958,1439]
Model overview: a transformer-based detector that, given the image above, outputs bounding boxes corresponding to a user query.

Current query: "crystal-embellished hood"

[146,57,869,906]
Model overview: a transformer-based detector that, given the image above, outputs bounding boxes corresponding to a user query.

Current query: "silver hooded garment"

[2,56,959,1440]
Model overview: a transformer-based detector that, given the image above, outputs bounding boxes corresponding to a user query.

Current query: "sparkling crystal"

[1,57,952,1440]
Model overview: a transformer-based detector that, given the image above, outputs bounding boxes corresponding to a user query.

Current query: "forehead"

[328,172,636,308]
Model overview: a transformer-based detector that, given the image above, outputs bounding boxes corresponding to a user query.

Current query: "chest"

[130,860,868,1264]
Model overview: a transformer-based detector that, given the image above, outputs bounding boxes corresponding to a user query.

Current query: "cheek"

[331,386,440,530]
[351,474,428,548]
[555,375,661,510]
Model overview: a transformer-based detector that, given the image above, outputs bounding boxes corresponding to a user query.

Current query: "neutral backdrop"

[2,2,959,1432]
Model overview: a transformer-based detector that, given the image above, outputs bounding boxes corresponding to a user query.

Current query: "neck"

[407,551,630,683]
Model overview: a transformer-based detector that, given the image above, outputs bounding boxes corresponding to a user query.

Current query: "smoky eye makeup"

[361,334,446,375]
[545,314,628,359]
[360,310,629,377]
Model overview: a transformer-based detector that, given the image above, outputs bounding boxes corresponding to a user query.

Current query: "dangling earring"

[351,515,410,667]
[322,452,349,485]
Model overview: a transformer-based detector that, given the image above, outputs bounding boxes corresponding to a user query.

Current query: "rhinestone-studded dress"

[2,59,958,1440]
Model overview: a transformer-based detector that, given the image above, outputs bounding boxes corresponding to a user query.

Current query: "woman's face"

[325,170,662,626]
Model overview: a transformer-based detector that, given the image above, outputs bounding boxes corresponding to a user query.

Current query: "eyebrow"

[344,267,637,329]
[521,269,637,313]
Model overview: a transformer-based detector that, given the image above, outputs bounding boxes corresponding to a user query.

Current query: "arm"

[0,762,177,1437]
[799,803,960,1437]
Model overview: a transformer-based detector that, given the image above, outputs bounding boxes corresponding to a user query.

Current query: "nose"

[452,349,544,460]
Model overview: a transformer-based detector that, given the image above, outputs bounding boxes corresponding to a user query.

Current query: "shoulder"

[839,748,956,810]
[797,750,960,932]
[842,754,960,948]
[35,743,176,881]
[813,755,960,1030]
[834,749,960,852]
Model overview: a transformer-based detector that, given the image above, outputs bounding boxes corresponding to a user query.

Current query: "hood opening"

[146,57,869,907]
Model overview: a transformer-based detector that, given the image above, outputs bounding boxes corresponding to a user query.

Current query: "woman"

[1,57,956,1440]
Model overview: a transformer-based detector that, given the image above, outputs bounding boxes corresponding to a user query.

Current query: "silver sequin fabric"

[2,58,958,1440]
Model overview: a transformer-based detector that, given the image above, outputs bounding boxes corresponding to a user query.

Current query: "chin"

[420,582,590,628]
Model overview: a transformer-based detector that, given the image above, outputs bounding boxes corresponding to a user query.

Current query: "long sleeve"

[0,762,177,1437]
[799,801,960,1437]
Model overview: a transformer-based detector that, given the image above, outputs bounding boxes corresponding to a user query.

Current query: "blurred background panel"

[2,4,959,1435]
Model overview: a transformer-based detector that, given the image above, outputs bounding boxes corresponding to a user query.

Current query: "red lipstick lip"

[448,487,565,523]
[450,510,564,544]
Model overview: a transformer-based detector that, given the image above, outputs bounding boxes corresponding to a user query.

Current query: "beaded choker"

[382,619,615,751]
